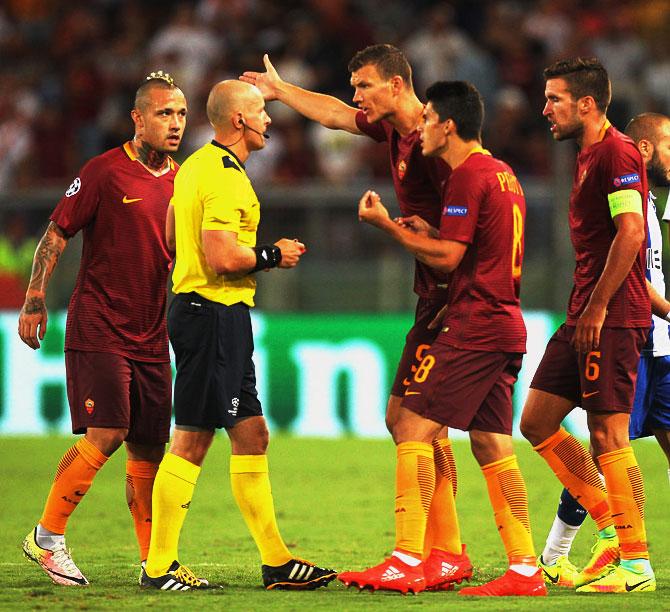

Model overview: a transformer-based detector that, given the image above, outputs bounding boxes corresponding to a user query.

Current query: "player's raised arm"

[18,221,69,349]
[240,54,361,134]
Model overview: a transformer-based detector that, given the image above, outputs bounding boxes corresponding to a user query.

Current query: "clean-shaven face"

[350,64,396,123]
[418,102,446,157]
[243,90,272,151]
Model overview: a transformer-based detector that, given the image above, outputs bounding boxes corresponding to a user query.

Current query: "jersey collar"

[596,119,611,143]
[122,141,175,171]
[463,145,492,162]
[210,140,246,170]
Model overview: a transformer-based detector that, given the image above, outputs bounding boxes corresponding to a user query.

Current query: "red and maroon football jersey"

[50,142,176,362]
[356,111,451,298]
[567,124,650,328]
[437,149,526,353]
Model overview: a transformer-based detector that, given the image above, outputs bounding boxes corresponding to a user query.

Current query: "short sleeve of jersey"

[201,161,248,232]
[604,140,644,199]
[355,110,387,143]
[50,157,104,237]
[438,165,482,245]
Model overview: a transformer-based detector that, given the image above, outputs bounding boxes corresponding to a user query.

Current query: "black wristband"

[252,244,282,272]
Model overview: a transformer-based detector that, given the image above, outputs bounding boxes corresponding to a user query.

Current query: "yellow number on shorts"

[414,354,436,383]
[512,203,523,279]
[415,343,430,362]
[585,351,601,381]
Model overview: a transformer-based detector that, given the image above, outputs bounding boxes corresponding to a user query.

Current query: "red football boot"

[424,545,473,590]
[458,568,547,597]
[338,556,426,594]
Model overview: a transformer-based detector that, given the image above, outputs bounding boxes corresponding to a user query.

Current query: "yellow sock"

[424,438,461,557]
[599,447,649,560]
[482,455,536,564]
[145,453,200,577]
[126,460,159,561]
[395,441,435,558]
[230,454,292,567]
[40,437,107,534]
[534,428,611,530]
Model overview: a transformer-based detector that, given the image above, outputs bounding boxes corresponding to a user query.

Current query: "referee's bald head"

[207,80,262,129]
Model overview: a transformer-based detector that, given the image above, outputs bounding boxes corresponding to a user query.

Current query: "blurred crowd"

[0,0,668,308]
[1,0,668,192]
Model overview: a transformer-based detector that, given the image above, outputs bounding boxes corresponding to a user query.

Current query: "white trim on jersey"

[644,191,670,356]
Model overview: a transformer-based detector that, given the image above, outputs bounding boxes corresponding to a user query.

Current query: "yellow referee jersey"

[171,140,259,306]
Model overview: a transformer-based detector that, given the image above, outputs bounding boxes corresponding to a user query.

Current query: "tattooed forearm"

[27,222,69,295]
[135,139,168,171]
[23,295,46,315]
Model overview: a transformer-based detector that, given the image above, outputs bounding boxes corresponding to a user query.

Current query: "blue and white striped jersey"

[644,190,670,356]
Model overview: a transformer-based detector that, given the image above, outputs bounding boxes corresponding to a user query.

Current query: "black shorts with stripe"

[168,292,262,429]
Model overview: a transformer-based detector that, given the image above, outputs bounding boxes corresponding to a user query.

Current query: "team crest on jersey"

[84,398,95,414]
[65,177,81,197]
[444,205,468,216]
[613,173,640,187]
[397,159,407,180]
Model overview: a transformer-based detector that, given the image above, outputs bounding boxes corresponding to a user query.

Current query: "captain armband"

[608,189,643,218]
[252,244,282,272]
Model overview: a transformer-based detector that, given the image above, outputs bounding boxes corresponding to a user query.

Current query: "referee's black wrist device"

[252,244,282,272]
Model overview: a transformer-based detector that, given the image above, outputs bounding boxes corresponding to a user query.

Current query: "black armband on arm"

[252,244,282,272]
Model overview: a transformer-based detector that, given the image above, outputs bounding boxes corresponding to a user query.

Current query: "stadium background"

[0,0,669,438]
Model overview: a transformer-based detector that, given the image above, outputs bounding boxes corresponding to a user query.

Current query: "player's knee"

[86,427,128,456]
[230,419,269,454]
[588,426,615,456]
[519,414,542,445]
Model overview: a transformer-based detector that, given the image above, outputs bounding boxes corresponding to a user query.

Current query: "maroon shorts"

[401,342,523,435]
[530,324,647,413]
[65,350,172,444]
[390,297,448,397]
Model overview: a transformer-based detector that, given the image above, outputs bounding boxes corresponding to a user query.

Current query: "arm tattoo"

[23,295,46,315]
[27,222,69,295]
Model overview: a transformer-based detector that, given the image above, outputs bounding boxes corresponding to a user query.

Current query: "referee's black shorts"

[168,292,262,429]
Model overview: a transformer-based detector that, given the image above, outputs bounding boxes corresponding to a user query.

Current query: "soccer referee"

[142,80,336,591]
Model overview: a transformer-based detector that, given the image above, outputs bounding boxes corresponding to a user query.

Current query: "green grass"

[1,435,668,610]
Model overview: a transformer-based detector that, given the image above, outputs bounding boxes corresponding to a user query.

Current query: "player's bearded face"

[647,123,670,187]
[351,65,395,123]
[140,89,188,153]
[543,79,583,142]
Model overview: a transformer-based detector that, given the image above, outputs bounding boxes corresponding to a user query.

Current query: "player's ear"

[636,138,653,163]
[577,95,596,115]
[389,75,404,95]
[131,108,144,130]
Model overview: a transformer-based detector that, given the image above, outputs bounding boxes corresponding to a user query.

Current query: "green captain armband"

[608,189,643,218]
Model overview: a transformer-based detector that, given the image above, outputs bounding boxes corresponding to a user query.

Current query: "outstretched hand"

[358,190,391,229]
[239,54,281,101]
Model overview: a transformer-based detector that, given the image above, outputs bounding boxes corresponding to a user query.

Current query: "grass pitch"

[2,435,668,610]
